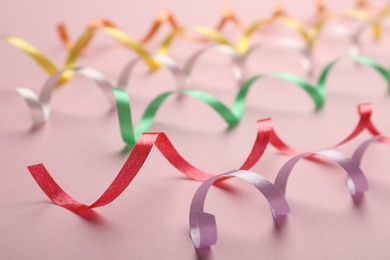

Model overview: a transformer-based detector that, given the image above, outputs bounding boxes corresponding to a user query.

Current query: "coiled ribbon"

[5,0,390,87]
[352,133,390,166]
[52,2,390,77]
[3,29,159,87]
[26,112,377,216]
[189,170,291,249]
[25,113,379,248]
[25,118,273,212]
[274,150,368,200]
[57,7,244,51]
[190,149,368,248]
[267,103,384,156]
[17,66,321,146]
[16,54,390,147]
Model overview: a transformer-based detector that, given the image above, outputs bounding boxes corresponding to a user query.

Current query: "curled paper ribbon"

[194,15,325,78]
[56,2,387,50]
[352,133,390,166]
[95,74,320,146]
[328,3,390,56]
[3,29,159,87]
[54,15,321,78]
[17,54,390,145]
[58,19,116,50]
[16,67,116,126]
[57,7,245,52]
[117,54,187,90]
[116,45,245,89]
[188,148,369,248]
[243,55,390,100]
[7,29,390,93]
[17,66,321,143]
[268,103,383,156]
[115,55,390,146]
[183,45,244,85]
[343,5,390,42]
[189,170,290,249]
[274,150,369,201]
[3,36,74,85]
[200,5,390,64]
[103,43,389,90]
[26,115,374,215]
[242,38,314,78]
[26,118,274,212]
[51,2,390,76]
[3,36,58,76]
[195,15,325,55]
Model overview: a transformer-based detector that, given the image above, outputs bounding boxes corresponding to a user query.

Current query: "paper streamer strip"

[116,53,187,90]
[189,170,291,249]
[57,7,245,51]
[343,5,390,41]
[16,67,116,126]
[194,15,326,55]
[188,3,390,62]
[116,47,241,89]
[268,103,383,156]
[352,133,390,166]
[16,61,185,128]
[3,28,159,87]
[220,46,390,87]
[26,118,274,211]
[52,15,323,79]
[242,38,313,78]
[113,74,321,147]
[193,15,323,78]
[180,44,244,85]
[189,149,368,249]
[52,2,390,72]
[16,66,321,142]
[54,5,276,75]
[274,150,369,201]
[6,29,390,94]
[17,54,389,145]
[2,36,73,85]
[3,35,245,89]
[25,114,375,215]
[56,1,385,51]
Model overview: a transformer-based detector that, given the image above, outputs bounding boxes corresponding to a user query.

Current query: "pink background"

[1,0,390,259]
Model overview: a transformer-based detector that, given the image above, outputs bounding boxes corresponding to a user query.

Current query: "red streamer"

[27,119,272,212]
[26,103,384,212]
[270,103,382,156]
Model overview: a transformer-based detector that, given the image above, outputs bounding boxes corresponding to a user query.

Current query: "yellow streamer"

[4,36,58,75]
[102,27,160,70]
[5,0,390,87]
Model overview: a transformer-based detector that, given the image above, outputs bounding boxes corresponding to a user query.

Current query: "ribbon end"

[190,212,217,249]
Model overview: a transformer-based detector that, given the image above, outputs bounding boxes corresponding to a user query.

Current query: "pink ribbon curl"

[352,133,390,166]
[274,149,369,200]
[189,170,290,249]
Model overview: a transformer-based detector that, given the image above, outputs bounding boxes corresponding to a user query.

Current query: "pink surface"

[1,0,390,259]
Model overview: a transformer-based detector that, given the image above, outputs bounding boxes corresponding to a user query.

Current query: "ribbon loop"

[190,212,217,249]
[117,54,187,90]
[268,103,384,156]
[26,122,272,212]
[189,170,290,249]
[352,134,390,166]
[184,44,244,85]
[274,150,368,199]
[17,67,116,126]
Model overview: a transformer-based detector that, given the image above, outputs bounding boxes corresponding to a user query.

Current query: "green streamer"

[113,55,390,148]
[113,74,323,147]
[317,55,390,94]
